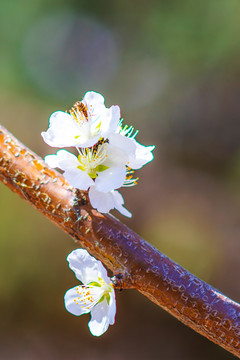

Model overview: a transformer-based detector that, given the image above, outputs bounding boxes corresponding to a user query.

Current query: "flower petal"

[64,285,103,316]
[44,154,61,169]
[104,144,128,167]
[67,249,109,285]
[76,134,101,148]
[88,298,111,336]
[89,187,131,218]
[108,290,116,325]
[45,150,94,190]
[71,120,101,148]
[84,92,120,139]
[45,149,79,170]
[83,91,106,125]
[95,167,126,193]
[100,105,121,135]
[63,168,94,190]
[89,187,115,213]
[83,91,105,107]
[41,111,80,148]
[111,190,132,218]
[128,141,155,169]
[108,133,136,155]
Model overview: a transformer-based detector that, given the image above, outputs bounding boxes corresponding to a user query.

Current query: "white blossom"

[41,91,120,148]
[42,91,155,217]
[64,249,116,336]
[44,143,127,193]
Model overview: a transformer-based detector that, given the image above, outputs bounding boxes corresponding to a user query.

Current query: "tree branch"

[0,124,239,358]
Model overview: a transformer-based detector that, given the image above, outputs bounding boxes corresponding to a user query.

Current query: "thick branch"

[0,124,239,357]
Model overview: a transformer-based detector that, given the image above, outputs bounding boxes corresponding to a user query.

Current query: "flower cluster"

[42,91,154,217]
[64,249,116,336]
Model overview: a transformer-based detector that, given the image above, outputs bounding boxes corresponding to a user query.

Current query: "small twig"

[0,124,239,358]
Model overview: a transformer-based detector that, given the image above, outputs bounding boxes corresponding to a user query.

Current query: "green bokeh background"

[1,1,240,359]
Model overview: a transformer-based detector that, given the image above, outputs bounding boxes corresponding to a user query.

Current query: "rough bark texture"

[0,125,239,358]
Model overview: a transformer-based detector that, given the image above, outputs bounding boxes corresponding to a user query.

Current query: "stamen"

[73,283,109,310]
[118,120,139,139]
[69,101,88,125]
[124,166,138,187]
[77,143,109,178]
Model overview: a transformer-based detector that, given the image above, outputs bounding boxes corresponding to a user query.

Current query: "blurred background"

[0,0,240,359]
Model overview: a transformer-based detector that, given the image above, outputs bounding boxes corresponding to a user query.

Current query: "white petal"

[44,154,61,169]
[64,285,103,316]
[104,144,128,167]
[71,121,101,148]
[89,187,132,218]
[45,150,94,190]
[64,168,94,190]
[67,249,109,285]
[83,91,105,107]
[89,187,115,213]
[108,133,136,155]
[108,290,116,325]
[128,141,155,169]
[88,298,111,336]
[95,167,126,193]
[76,134,101,148]
[45,150,79,170]
[41,111,80,148]
[111,190,132,218]
[100,105,121,135]
[83,91,106,125]
[84,92,120,139]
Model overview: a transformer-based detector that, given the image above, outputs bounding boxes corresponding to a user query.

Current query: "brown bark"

[0,124,239,357]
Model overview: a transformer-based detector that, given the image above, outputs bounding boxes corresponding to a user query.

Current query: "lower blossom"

[64,249,116,336]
